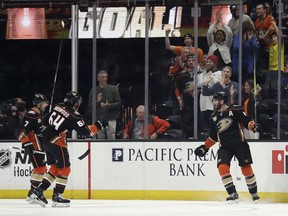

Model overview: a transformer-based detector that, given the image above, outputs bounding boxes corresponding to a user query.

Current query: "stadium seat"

[261,116,275,133]
[259,99,277,116]
[158,129,185,140]
[166,114,182,129]
[154,104,173,119]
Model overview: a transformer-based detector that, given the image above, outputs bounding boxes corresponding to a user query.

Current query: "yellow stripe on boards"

[1,190,288,203]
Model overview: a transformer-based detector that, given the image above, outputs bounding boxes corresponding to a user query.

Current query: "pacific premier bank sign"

[78,6,183,38]
[112,146,218,177]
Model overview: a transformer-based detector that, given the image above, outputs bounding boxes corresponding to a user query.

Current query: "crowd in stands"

[161,2,287,140]
[1,2,288,141]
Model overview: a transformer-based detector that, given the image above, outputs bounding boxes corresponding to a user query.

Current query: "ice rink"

[1,199,288,216]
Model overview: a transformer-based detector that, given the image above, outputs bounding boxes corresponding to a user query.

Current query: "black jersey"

[208,104,254,146]
[18,107,45,150]
[43,105,97,147]
[175,71,194,105]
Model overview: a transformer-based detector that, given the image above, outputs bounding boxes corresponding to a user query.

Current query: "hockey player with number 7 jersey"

[31,91,107,207]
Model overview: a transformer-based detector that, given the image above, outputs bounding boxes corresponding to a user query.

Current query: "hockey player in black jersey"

[31,91,107,207]
[18,94,49,204]
[195,92,260,203]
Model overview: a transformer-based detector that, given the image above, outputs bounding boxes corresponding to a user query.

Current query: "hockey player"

[18,94,49,204]
[194,92,260,203]
[31,91,107,207]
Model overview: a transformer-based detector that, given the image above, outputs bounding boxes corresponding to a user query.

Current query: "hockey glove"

[252,123,262,133]
[95,119,108,130]
[23,142,34,155]
[195,145,209,157]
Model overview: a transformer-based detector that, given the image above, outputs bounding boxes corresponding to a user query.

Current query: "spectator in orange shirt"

[254,2,276,71]
[123,105,170,139]
[165,29,204,63]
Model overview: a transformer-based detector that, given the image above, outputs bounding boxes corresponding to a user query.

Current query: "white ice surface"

[1,199,288,216]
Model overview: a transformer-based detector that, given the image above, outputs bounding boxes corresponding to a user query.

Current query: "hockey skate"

[226,192,239,204]
[25,189,37,204]
[251,193,260,203]
[30,187,48,207]
[52,193,70,207]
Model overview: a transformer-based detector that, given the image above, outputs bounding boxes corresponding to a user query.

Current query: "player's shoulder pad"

[71,110,83,120]
[227,104,244,112]
[209,110,218,119]
[27,110,37,115]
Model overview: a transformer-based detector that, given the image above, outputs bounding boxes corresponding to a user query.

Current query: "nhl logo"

[0,149,12,168]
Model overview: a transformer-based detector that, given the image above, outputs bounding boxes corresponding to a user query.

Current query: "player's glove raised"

[23,142,34,156]
[95,119,108,130]
[194,145,209,157]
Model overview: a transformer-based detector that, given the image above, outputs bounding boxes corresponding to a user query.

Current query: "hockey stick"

[49,20,65,112]
[12,146,90,160]
[77,149,90,160]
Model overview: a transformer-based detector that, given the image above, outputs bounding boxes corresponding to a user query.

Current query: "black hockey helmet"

[63,91,82,106]
[213,92,228,104]
[32,93,48,105]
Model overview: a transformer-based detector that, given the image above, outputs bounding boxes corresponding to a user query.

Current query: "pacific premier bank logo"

[112,148,123,162]
[272,145,288,174]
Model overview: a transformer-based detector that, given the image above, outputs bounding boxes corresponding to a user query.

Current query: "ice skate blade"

[30,193,47,207]
[253,199,259,204]
[25,196,37,204]
[227,199,239,204]
[52,201,70,207]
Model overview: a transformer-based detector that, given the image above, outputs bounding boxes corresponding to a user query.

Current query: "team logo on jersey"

[0,149,12,169]
[112,148,123,162]
[216,118,233,133]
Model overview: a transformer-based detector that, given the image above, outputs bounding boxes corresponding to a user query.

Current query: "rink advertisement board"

[0,141,288,202]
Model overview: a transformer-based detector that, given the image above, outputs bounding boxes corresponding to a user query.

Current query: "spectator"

[242,79,262,139]
[198,55,222,132]
[86,70,121,139]
[123,105,170,139]
[0,103,10,139]
[165,29,204,63]
[207,16,233,70]
[13,97,27,125]
[254,2,276,71]
[263,22,285,96]
[167,47,191,114]
[232,21,259,81]
[0,100,21,139]
[199,53,208,71]
[174,54,200,137]
[228,4,255,36]
[202,66,239,105]
[168,47,191,77]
